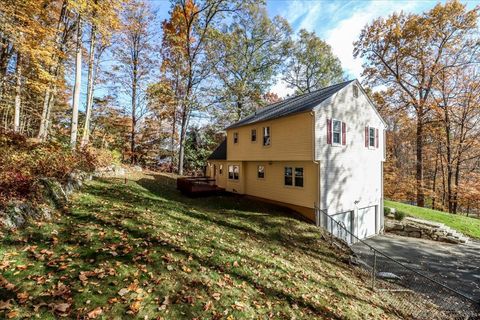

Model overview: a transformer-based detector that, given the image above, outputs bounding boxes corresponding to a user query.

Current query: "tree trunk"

[37,0,68,141]
[177,108,188,176]
[452,162,460,214]
[441,103,454,212]
[38,88,51,140]
[431,150,439,210]
[13,53,22,132]
[170,108,177,172]
[131,76,137,165]
[81,26,96,148]
[416,114,425,207]
[70,17,82,149]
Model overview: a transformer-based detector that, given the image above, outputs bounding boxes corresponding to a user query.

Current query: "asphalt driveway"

[352,234,480,302]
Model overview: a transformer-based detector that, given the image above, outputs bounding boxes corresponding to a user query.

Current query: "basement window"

[257,165,265,179]
[284,167,293,186]
[285,167,304,187]
[228,165,239,180]
[295,167,304,187]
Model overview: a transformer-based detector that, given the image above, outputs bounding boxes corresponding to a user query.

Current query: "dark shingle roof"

[226,80,354,129]
[208,139,227,160]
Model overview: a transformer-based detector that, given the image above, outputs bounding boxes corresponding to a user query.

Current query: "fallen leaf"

[204,300,213,311]
[51,302,70,313]
[16,265,27,271]
[17,292,29,304]
[212,292,221,301]
[118,288,129,296]
[0,300,12,310]
[6,310,18,319]
[87,307,103,319]
[129,300,141,314]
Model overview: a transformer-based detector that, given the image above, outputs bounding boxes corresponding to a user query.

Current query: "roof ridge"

[226,79,355,129]
[256,79,353,115]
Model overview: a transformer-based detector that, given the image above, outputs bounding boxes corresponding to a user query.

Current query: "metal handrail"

[315,205,479,306]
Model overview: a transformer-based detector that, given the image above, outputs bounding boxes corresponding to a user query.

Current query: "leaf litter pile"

[0,173,430,319]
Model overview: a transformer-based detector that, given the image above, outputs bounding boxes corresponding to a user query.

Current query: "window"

[233,132,238,144]
[257,165,265,179]
[353,85,359,98]
[332,120,341,145]
[295,167,304,187]
[369,127,375,147]
[263,127,270,146]
[219,165,223,175]
[365,126,379,148]
[284,167,293,186]
[228,165,239,180]
[285,167,304,187]
[251,129,257,142]
[327,119,346,146]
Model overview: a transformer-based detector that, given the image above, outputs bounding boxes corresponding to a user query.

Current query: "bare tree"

[112,0,156,164]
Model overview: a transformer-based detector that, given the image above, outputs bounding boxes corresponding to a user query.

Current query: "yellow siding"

[206,161,227,189]
[244,161,318,210]
[225,161,245,194]
[227,112,314,161]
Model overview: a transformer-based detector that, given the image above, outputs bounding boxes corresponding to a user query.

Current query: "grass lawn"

[0,172,435,319]
[385,200,480,239]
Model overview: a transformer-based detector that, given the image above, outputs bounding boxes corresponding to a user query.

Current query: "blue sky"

[84,0,478,122]
[265,0,479,96]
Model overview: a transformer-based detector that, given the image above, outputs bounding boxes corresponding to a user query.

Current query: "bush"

[384,207,391,216]
[394,210,406,221]
[0,130,115,208]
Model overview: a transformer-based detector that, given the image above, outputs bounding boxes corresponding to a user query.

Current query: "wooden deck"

[177,177,224,196]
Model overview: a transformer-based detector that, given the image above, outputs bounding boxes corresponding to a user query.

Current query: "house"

[206,80,387,241]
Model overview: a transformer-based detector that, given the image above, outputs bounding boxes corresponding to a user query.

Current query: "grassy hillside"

[385,200,480,239]
[0,172,434,319]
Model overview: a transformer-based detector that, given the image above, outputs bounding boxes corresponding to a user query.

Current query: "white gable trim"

[352,80,387,128]
[312,79,387,129]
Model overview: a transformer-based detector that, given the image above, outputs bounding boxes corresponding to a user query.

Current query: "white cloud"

[270,78,295,99]
[324,1,420,79]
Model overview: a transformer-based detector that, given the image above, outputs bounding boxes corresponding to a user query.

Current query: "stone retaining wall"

[385,217,469,244]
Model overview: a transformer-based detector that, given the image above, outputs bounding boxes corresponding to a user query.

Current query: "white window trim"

[284,166,304,188]
[257,165,265,179]
[228,165,240,181]
[263,126,271,147]
[331,119,342,146]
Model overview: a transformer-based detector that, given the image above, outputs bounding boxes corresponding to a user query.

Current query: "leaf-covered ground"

[1,173,428,319]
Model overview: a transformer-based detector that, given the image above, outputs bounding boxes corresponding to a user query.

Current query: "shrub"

[0,130,114,208]
[384,207,391,216]
[394,210,406,221]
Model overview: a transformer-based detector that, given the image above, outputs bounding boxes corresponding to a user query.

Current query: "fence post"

[372,249,377,290]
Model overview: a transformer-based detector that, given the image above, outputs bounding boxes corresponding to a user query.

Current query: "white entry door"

[356,205,377,240]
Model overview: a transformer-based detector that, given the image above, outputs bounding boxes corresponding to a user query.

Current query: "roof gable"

[208,139,227,160]
[226,80,355,130]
